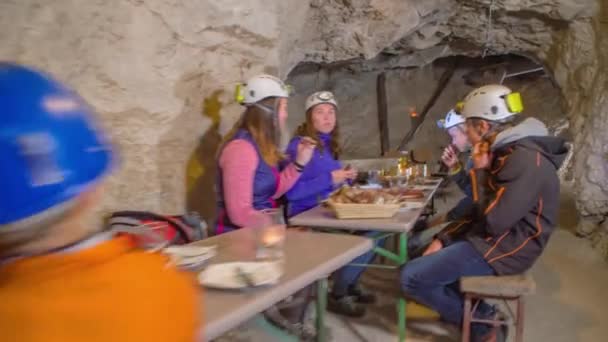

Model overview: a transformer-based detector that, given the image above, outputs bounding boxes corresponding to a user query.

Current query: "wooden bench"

[460,274,536,342]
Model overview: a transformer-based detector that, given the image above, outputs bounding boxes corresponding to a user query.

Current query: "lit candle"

[262,225,285,247]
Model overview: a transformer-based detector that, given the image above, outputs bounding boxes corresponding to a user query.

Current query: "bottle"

[398,151,410,175]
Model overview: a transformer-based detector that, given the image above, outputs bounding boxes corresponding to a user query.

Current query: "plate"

[198,261,282,289]
[410,185,437,191]
[164,245,216,257]
[400,201,425,210]
[358,184,383,190]
[163,245,216,268]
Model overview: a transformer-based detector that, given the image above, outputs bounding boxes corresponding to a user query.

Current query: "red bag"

[108,211,207,249]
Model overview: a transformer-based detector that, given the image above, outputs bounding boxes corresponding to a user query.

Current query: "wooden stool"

[460,274,536,342]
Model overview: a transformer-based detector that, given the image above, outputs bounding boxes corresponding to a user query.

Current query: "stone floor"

[215,184,608,341]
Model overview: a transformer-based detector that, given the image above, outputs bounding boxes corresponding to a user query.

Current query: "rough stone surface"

[1,0,607,255]
[287,56,564,161]
[0,0,288,216]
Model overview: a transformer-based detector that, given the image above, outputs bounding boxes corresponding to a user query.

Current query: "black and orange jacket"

[446,157,474,222]
[438,118,567,275]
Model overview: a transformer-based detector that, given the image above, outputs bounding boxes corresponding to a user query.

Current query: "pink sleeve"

[219,140,269,228]
[273,163,302,198]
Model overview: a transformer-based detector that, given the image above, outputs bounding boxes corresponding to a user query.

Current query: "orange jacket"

[0,235,200,342]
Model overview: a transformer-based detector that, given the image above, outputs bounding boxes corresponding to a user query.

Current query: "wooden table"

[288,180,442,342]
[191,229,373,341]
[289,184,440,232]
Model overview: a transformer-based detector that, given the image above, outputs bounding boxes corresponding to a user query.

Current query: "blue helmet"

[0,63,115,226]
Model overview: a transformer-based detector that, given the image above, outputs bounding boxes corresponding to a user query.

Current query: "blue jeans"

[332,231,384,296]
[401,241,496,338]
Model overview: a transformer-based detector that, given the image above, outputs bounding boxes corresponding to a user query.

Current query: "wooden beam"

[376,72,390,156]
[397,60,458,151]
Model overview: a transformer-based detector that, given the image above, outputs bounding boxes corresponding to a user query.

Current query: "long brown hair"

[221,97,283,166]
[294,107,341,159]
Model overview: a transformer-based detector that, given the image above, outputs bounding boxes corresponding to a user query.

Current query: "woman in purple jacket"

[285,91,380,318]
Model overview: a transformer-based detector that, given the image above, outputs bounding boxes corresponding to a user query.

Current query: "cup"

[421,163,429,178]
[255,209,286,264]
[368,170,381,185]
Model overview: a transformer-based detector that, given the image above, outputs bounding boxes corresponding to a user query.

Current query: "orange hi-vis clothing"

[0,235,200,342]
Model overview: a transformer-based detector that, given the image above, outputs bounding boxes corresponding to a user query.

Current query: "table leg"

[316,278,328,342]
[398,297,406,342]
[398,232,408,264]
[372,232,409,265]
[398,232,408,342]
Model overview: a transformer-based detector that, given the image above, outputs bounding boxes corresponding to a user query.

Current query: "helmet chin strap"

[252,102,276,116]
[251,101,283,147]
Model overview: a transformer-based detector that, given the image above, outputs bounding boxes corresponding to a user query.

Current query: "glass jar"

[255,209,286,267]
[397,151,410,174]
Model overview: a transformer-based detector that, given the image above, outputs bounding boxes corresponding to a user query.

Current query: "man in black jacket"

[409,109,474,258]
[435,109,474,225]
[401,85,567,341]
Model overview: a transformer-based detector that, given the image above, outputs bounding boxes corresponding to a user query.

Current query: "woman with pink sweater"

[215,75,317,339]
[215,75,315,233]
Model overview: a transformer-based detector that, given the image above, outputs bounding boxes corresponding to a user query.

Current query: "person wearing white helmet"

[216,74,315,233]
[408,109,475,259]
[437,109,468,154]
[401,84,568,342]
[285,91,384,318]
[0,63,198,341]
[216,76,317,338]
[433,110,474,223]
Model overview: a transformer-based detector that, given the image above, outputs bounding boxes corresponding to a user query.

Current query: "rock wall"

[0,0,294,220]
[289,0,608,256]
[286,56,564,162]
[1,0,607,255]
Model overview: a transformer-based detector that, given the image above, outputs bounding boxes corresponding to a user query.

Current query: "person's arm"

[435,219,474,246]
[284,138,334,201]
[219,140,269,227]
[449,158,472,197]
[469,149,542,237]
[273,164,302,198]
[445,196,474,222]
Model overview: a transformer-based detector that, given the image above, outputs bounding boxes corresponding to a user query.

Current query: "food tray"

[327,201,401,219]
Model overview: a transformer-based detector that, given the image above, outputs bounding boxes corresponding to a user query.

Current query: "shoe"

[327,295,366,317]
[263,307,316,340]
[348,284,377,304]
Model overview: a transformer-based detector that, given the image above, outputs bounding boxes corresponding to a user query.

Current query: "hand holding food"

[296,136,316,166]
[472,141,492,169]
[441,144,459,169]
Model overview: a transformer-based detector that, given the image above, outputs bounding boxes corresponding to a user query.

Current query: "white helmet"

[460,84,523,122]
[305,91,338,112]
[236,74,290,105]
[437,109,465,130]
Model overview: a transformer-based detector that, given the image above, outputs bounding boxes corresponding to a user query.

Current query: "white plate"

[400,201,425,210]
[163,245,217,269]
[171,253,215,267]
[198,261,282,289]
[358,184,383,190]
[164,245,216,257]
[410,185,437,191]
